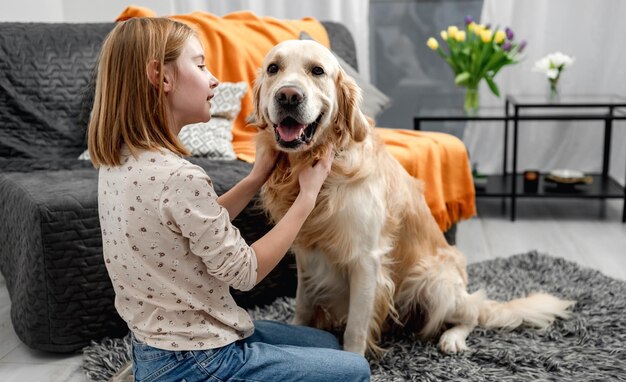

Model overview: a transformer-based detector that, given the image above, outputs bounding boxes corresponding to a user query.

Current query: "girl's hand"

[298,146,334,201]
[250,144,278,184]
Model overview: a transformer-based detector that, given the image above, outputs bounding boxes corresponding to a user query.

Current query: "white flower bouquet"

[533,52,575,98]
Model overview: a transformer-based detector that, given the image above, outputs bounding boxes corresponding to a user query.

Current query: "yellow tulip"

[440,30,448,40]
[456,31,466,42]
[494,30,506,44]
[474,24,484,36]
[481,29,493,43]
[447,25,459,40]
[426,37,439,50]
[468,22,476,33]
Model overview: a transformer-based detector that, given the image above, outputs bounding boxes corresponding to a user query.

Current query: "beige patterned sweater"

[98,146,257,350]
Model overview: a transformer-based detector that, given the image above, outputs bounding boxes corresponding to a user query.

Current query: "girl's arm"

[216,173,265,220]
[216,144,277,220]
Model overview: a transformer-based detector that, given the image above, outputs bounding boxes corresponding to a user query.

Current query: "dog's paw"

[343,342,367,356]
[438,331,469,354]
[343,331,367,356]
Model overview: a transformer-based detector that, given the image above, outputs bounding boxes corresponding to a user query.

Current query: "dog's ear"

[335,69,369,142]
[249,68,268,129]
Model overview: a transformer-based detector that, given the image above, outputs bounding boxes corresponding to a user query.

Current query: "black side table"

[413,94,626,222]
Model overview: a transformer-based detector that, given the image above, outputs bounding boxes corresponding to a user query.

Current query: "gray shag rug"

[83,252,626,381]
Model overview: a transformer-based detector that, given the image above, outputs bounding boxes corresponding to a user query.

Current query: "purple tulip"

[518,40,527,53]
[502,42,512,52]
[464,15,474,25]
[485,23,491,29]
[505,27,514,40]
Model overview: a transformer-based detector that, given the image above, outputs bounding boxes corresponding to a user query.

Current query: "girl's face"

[165,36,219,134]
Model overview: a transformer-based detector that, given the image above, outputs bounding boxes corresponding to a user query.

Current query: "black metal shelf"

[476,174,625,199]
[413,94,626,222]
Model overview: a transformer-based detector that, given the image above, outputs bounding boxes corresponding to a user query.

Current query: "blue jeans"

[131,320,370,382]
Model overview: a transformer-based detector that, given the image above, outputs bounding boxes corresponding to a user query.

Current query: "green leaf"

[455,72,470,86]
[485,75,500,97]
[436,47,448,59]
[478,50,504,79]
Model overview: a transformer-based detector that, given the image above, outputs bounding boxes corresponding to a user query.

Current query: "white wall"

[0,0,168,22]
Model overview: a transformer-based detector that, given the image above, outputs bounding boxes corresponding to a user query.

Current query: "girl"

[88,17,369,382]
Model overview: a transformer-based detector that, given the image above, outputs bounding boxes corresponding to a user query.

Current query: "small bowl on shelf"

[544,169,593,192]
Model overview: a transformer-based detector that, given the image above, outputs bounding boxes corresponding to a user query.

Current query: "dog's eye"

[267,64,279,74]
[312,66,325,76]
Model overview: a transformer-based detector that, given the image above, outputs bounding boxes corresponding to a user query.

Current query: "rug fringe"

[82,334,131,382]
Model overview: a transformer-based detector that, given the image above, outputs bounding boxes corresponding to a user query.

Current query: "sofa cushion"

[319,21,360,72]
[179,117,238,160]
[179,82,248,159]
[207,81,249,120]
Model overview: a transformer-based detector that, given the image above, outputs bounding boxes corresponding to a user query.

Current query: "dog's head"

[251,40,369,154]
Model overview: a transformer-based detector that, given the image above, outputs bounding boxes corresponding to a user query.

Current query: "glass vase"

[464,86,479,115]
[548,80,559,102]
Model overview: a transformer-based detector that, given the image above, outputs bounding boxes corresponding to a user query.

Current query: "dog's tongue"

[277,122,305,142]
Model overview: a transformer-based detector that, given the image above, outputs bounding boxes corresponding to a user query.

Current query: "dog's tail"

[476,292,575,330]
[398,247,575,338]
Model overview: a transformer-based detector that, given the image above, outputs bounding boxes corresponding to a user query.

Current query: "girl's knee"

[343,353,371,381]
[316,328,341,349]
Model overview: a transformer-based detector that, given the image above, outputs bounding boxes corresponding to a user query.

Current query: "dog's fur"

[251,40,575,357]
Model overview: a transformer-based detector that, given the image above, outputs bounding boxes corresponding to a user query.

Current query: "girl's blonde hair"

[88,17,194,167]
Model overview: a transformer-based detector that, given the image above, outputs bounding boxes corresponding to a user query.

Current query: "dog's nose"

[276,86,304,107]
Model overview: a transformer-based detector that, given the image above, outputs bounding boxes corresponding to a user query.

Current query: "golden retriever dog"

[251,39,574,357]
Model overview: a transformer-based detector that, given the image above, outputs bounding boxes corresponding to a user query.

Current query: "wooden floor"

[458,198,626,281]
[0,198,624,381]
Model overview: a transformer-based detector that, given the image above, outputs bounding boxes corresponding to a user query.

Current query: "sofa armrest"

[0,169,127,352]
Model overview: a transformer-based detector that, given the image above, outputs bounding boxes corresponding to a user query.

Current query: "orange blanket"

[378,129,475,230]
[116,7,475,230]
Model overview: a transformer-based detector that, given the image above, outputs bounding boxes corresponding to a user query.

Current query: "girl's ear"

[146,60,173,93]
